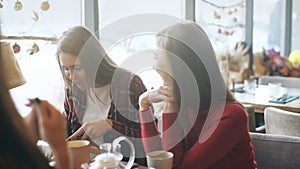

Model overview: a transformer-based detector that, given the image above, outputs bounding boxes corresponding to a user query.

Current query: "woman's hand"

[67,119,113,140]
[24,109,40,143]
[28,99,70,169]
[139,85,175,111]
[28,100,67,149]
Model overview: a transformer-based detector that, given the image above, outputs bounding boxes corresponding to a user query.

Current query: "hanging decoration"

[14,0,23,11]
[214,11,221,20]
[40,1,50,11]
[28,42,39,55]
[13,42,21,53]
[32,10,39,22]
[0,0,55,55]
[1,35,58,55]
[201,0,245,36]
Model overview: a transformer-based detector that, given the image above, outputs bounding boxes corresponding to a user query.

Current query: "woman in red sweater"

[138,22,257,169]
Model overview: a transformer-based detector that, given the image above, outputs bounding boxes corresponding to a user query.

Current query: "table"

[121,162,148,169]
[233,84,300,113]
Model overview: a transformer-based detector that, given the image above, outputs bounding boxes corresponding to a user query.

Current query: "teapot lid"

[92,153,122,168]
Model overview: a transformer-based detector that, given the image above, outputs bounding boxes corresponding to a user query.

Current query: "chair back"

[258,75,300,88]
[264,107,300,137]
[243,104,256,132]
[250,132,300,169]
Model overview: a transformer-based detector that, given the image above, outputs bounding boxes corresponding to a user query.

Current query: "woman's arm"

[138,85,184,156]
[139,107,163,152]
[64,85,86,136]
[29,100,71,169]
[109,75,149,137]
[139,107,186,169]
[178,106,246,169]
[67,75,147,140]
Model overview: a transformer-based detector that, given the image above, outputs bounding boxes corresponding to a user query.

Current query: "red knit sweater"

[140,103,257,169]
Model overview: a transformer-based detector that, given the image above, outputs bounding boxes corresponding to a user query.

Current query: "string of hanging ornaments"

[6,0,50,13]
[0,0,58,55]
[201,0,245,36]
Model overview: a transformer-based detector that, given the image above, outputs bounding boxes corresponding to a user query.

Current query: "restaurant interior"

[1,0,300,169]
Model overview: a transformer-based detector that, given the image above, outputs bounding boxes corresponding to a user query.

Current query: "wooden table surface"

[234,84,300,113]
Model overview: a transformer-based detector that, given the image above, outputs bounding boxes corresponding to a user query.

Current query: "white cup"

[146,150,174,169]
[244,79,256,94]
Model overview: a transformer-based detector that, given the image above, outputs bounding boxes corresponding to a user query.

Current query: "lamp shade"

[1,42,26,89]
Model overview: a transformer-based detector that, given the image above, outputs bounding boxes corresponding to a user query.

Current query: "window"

[292,0,300,51]
[98,0,184,90]
[195,0,246,52]
[253,0,283,52]
[1,0,82,116]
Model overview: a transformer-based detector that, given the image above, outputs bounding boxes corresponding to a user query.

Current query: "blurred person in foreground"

[0,44,70,168]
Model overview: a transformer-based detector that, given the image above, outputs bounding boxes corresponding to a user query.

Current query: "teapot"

[81,136,135,169]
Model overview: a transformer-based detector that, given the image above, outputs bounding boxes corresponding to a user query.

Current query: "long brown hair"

[157,22,236,109]
[56,26,117,90]
[156,22,236,119]
[0,37,51,169]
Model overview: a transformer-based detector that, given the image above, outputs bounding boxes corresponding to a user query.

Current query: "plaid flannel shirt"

[64,70,148,165]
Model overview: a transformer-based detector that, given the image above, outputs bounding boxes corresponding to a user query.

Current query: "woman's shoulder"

[113,68,140,80]
[224,102,248,120]
[225,102,244,109]
[110,68,146,93]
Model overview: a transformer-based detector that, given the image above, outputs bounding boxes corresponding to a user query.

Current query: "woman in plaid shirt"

[56,26,149,165]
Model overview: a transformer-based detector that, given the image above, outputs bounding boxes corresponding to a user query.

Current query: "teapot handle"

[112,136,135,169]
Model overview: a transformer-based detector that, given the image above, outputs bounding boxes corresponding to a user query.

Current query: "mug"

[68,140,99,169]
[146,150,174,169]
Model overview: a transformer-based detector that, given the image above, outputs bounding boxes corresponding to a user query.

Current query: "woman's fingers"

[29,99,52,121]
[159,86,173,96]
[148,85,175,103]
[37,101,50,120]
[29,99,66,137]
[24,110,40,142]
